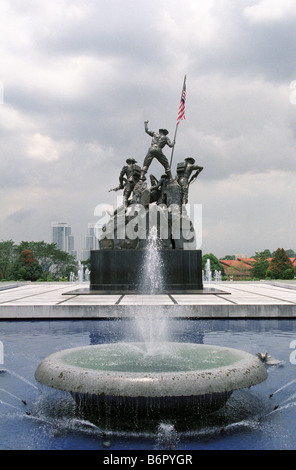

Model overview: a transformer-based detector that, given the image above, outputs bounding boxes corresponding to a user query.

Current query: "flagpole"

[170,75,186,169]
[169,123,179,169]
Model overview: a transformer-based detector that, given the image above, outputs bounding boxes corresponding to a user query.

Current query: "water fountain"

[77,261,84,283]
[204,258,212,283]
[34,340,267,427]
[35,227,267,428]
[215,270,222,282]
[2,319,295,449]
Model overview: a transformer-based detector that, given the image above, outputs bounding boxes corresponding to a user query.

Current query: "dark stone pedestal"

[90,249,203,294]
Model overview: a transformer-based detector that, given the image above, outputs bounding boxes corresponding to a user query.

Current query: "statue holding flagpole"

[140,75,187,182]
[140,121,175,181]
[99,75,204,253]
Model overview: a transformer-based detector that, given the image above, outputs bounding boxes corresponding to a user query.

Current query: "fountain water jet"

[134,226,169,354]
[204,259,212,283]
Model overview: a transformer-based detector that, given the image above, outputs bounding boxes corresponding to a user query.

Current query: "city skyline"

[51,221,77,258]
[81,222,101,261]
[0,1,296,258]
[51,221,104,261]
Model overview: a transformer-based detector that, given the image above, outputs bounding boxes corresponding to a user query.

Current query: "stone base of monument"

[90,249,204,293]
[64,249,223,295]
[65,249,229,296]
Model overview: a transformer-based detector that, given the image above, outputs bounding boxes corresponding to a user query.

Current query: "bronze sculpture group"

[101,120,203,250]
[110,120,203,210]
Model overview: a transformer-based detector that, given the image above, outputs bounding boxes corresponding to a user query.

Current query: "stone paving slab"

[0,282,296,318]
[172,295,232,305]
[119,295,175,305]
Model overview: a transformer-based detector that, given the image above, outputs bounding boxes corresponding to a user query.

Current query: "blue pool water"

[0,318,296,450]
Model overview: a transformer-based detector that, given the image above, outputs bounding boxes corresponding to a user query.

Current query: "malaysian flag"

[176,76,186,125]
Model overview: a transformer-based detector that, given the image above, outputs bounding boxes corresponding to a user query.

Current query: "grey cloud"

[6,209,36,223]
[24,1,166,67]
[189,10,296,83]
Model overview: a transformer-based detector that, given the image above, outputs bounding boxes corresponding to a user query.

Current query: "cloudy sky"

[1,0,296,259]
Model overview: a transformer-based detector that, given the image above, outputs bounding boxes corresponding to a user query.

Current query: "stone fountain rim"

[35,342,268,398]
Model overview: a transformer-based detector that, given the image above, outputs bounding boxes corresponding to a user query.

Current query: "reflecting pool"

[0,318,296,450]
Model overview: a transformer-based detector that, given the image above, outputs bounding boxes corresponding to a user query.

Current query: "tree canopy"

[267,248,295,280]
[0,240,77,281]
[250,250,270,279]
[0,240,17,280]
[11,249,43,281]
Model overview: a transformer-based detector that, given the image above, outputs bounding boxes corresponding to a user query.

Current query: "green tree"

[0,240,17,280]
[50,249,77,279]
[11,249,43,281]
[202,253,225,277]
[266,248,295,280]
[253,249,272,259]
[250,250,270,279]
[17,241,77,280]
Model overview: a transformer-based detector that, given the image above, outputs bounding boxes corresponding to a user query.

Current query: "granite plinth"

[90,249,203,293]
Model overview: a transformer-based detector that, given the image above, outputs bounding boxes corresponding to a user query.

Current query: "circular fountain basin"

[35,342,267,424]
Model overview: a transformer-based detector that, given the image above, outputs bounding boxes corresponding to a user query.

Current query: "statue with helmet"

[119,158,141,208]
[176,157,203,205]
[140,120,175,182]
[109,158,141,208]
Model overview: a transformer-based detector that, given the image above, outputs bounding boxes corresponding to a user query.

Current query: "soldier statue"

[140,120,175,181]
[109,158,141,208]
[176,157,203,205]
[150,174,169,205]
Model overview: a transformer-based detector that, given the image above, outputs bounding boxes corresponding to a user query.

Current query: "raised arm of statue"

[188,166,203,185]
[192,164,203,172]
[144,120,154,137]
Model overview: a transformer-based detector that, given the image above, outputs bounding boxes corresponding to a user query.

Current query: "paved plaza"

[0,281,296,318]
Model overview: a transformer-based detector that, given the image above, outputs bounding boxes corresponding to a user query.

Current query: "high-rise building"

[81,223,102,261]
[51,222,77,258]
